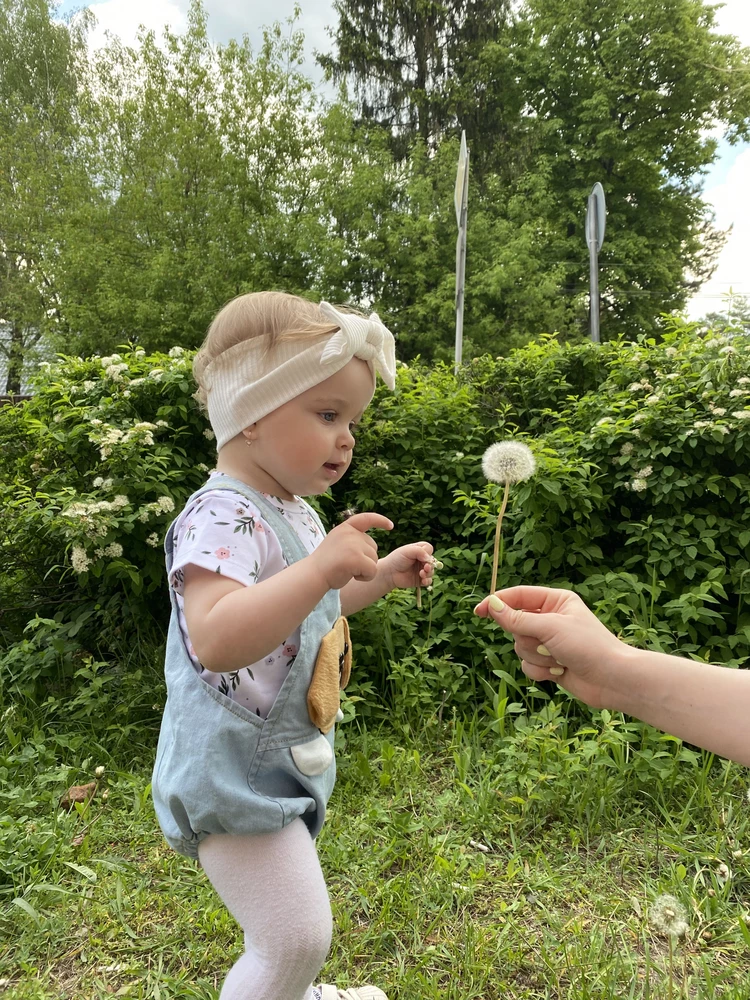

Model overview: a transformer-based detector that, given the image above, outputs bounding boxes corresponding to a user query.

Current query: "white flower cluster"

[730,388,745,397]
[70,545,91,573]
[734,410,750,420]
[739,377,750,386]
[137,496,175,522]
[70,540,124,573]
[664,347,678,358]
[61,496,129,539]
[168,346,186,357]
[630,478,648,492]
[89,420,163,459]
[93,476,113,488]
[203,428,215,440]
[146,532,161,547]
[620,442,634,456]
[635,466,653,478]
[94,543,123,559]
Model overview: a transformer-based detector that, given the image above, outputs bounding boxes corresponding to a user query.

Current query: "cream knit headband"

[205,301,397,449]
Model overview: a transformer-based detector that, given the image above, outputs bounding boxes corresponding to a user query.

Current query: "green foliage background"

[1,323,748,728]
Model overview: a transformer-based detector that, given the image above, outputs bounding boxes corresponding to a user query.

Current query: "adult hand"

[311,512,393,591]
[474,586,630,710]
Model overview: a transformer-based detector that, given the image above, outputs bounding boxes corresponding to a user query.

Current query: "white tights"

[199,819,332,1000]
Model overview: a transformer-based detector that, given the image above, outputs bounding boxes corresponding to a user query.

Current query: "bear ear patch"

[291,734,333,776]
[307,616,351,734]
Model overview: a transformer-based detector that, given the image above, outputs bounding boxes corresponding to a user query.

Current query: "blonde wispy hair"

[193,291,344,411]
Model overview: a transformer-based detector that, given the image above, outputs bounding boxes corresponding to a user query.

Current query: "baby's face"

[248,358,375,499]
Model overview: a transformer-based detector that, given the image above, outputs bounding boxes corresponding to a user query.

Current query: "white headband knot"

[206,300,397,449]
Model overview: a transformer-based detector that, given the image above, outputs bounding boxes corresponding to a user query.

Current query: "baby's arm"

[476,586,750,767]
[184,512,392,672]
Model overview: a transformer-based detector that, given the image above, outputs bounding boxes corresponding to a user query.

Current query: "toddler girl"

[152,292,435,1000]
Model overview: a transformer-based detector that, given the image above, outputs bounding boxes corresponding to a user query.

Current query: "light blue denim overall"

[151,474,340,860]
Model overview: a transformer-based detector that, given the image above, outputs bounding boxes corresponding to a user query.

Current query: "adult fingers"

[514,636,559,665]
[520,658,566,683]
[474,585,577,618]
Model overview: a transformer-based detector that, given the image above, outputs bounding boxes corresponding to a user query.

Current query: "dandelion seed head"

[482,441,536,484]
[649,894,689,938]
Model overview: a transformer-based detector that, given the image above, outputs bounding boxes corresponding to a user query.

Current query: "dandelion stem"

[490,480,511,596]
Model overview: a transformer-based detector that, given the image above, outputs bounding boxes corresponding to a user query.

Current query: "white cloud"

[688,147,750,318]
[712,0,750,47]
[86,0,187,49]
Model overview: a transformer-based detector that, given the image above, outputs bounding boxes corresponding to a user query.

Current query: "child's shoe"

[316,986,388,1000]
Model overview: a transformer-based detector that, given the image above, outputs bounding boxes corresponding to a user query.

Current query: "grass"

[2,693,750,1000]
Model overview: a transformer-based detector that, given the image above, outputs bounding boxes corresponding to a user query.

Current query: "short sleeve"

[169,491,281,595]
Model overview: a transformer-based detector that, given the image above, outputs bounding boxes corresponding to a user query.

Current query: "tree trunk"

[5,323,25,395]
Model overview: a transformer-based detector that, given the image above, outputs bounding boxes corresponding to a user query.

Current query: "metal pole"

[455,147,469,374]
[588,193,600,344]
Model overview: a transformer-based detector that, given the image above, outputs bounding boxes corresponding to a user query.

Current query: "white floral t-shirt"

[169,472,325,718]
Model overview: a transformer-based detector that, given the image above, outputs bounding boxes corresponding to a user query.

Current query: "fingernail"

[537,644,551,657]
[488,595,505,612]
[549,667,565,677]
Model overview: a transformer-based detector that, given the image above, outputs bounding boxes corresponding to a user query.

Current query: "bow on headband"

[319,302,397,390]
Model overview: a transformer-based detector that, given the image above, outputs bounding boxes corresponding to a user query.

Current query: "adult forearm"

[612,647,750,766]
[200,559,330,672]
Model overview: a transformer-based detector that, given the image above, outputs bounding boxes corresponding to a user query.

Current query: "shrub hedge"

[1,324,749,722]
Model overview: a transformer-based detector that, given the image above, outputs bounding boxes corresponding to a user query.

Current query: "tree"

[513,0,750,337]
[317,0,521,178]
[54,1,336,355]
[0,0,91,391]
[702,291,750,336]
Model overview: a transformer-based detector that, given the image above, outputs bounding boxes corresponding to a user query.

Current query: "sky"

[56,0,750,320]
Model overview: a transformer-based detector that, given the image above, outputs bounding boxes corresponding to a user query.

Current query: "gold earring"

[245,437,253,448]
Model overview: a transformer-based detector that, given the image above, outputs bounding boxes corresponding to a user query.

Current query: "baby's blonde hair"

[193,291,341,410]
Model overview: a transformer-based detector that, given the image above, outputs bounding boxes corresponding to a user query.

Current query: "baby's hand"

[380,542,435,591]
[312,512,393,591]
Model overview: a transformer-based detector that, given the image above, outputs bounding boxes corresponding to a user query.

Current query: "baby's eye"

[320,411,337,423]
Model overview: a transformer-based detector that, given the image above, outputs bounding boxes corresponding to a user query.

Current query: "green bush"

[1,323,749,721]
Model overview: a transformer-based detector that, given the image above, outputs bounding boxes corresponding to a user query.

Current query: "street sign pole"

[454,131,469,373]
[586,182,606,344]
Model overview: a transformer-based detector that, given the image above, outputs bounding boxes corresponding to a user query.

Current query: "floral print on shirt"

[169,474,324,719]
